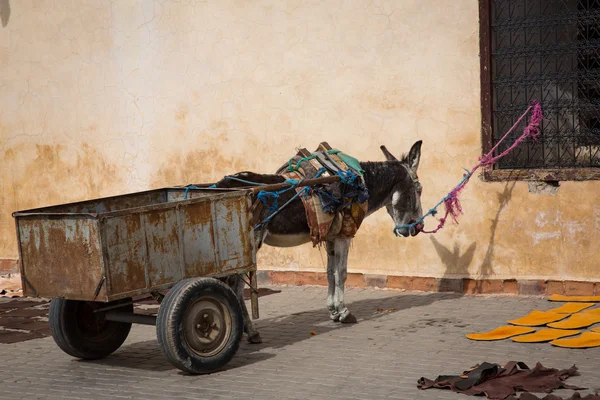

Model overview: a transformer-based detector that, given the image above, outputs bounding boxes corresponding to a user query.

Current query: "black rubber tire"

[48,298,133,360]
[156,278,244,375]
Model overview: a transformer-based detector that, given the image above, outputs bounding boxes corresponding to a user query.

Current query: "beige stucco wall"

[1,0,599,282]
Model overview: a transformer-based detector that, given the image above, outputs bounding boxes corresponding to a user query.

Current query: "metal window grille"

[489,0,600,169]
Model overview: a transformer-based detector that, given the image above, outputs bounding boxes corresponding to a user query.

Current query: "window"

[479,0,600,181]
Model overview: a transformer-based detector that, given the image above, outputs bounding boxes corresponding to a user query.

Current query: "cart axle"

[104,311,157,326]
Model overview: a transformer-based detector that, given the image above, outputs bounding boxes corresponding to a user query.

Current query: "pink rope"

[419,101,542,234]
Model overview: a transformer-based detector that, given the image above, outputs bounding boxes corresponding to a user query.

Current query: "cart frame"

[12,176,340,374]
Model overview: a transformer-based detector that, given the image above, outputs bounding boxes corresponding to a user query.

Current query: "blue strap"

[255,178,304,212]
[184,185,200,200]
[255,187,310,229]
[314,167,327,178]
[244,166,357,231]
[336,169,357,185]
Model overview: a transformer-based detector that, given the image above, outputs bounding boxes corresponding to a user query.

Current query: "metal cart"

[13,186,259,374]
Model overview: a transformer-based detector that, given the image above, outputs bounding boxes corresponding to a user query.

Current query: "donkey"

[217,141,424,344]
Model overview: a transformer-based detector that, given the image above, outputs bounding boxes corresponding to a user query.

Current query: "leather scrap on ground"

[417,361,584,400]
[550,332,600,349]
[547,312,600,330]
[467,297,600,346]
[0,273,23,298]
[466,326,535,341]
[511,328,581,343]
[549,294,600,303]
[0,299,50,344]
[546,303,596,314]
[507,310,570,326]
[508,393,600,399]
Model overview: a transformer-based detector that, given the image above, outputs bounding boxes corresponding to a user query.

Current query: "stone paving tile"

[1,286,600,399]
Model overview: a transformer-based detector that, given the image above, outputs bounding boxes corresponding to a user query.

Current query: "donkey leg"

[326,241,340,322]
[333,238,357,324]
[226,275,262,344]
[230,231,265,343]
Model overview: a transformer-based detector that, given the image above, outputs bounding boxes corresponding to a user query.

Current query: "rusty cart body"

[13,186,260,374]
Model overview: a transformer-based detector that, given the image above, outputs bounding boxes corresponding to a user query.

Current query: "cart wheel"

[156,278,244,374]
[49,298,133,360]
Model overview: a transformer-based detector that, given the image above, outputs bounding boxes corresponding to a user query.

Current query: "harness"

[275,142,369,246]
[394,100,543,235]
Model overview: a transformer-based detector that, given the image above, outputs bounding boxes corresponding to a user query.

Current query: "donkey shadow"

[429,181,517,292]
[242,291,461,350]
[90,290,459,374]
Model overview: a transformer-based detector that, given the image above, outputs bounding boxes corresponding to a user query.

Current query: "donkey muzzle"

[410,220,422,236]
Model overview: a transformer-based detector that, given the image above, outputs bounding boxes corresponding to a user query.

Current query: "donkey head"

[380,140,423,237]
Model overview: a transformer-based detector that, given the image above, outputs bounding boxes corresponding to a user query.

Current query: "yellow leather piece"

[550,332,600,348]
[591,327,600,333]
[507,310,569,326]
[547,312,600,329]
[546,302,595,314]
[549,294,600,302]
[466,326,535,341]
[511,328,580,343]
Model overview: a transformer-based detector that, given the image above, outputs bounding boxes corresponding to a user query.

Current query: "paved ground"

[1,286,600,400]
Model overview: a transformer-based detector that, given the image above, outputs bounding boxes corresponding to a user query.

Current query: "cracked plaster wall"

[1,0,599,282]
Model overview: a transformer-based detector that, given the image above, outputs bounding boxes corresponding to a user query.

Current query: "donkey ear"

[407,140,422,171]
[380,145,398,161]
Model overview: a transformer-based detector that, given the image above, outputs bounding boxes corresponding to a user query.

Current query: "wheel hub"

[184,297,232,357]
[195,313,219,337]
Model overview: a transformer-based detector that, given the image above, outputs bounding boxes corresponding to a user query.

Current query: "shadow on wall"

[430,236,477,291]
[478,181,517,281]
[430,181,517,292]
[0,0,9,27]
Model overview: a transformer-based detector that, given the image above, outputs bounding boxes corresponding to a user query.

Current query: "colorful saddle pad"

[276,142,369,245]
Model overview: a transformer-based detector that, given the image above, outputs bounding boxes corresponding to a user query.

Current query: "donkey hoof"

[247,332,263,344]
[341,313,358,324]
[330,313,341,322]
